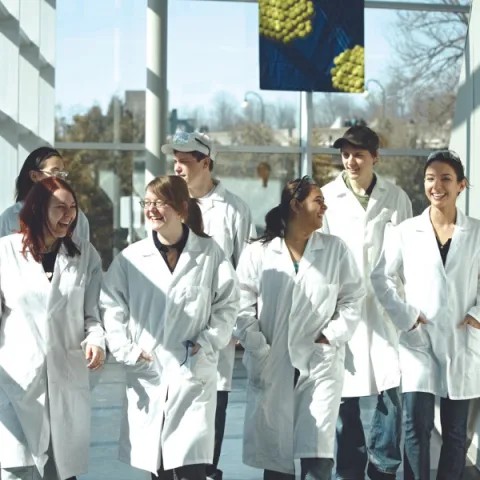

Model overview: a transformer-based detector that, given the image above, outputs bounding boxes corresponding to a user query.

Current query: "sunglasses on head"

[290,175,315,200]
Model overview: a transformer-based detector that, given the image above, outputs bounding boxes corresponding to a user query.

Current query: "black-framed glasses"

[427,150,462,164]
[139,200,167,209]
[290,175,314,200]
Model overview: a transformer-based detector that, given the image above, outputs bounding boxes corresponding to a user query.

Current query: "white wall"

[0,0,55,212]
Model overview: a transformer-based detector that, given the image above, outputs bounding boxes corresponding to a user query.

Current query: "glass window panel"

[55,0,146,143]
[167,0,300,145]
[59,148,146,269]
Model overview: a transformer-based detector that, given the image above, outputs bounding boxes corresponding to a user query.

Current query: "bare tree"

[391,0,469,92]
[209,92,242,131]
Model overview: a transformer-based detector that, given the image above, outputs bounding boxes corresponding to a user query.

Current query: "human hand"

[409,313,427,331]
[462,315,480,329]
[190,343,201,356]
[137,351,153,363]
[85,345,105,370]
[315,334,330,345]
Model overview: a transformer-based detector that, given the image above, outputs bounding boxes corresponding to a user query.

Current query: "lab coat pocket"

[466,324,480,354]
[306,284,337,319]
[242,349,269,389]
[400,325,428,349]
[187,347,216,385]
[179,286,210,324]
[309,343,336,379]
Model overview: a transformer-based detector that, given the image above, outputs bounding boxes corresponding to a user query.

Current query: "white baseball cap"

[161,131,216,160]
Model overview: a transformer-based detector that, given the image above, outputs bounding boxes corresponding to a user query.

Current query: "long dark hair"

[257,175,317,244]
[16,147,62,202]
[146,175,209,237]
[19,177,80,261]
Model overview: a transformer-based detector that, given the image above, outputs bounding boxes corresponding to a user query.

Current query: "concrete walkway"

[80,355,480,480]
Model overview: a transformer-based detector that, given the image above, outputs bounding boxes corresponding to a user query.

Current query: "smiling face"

[143,188,183,233]
[44,188,77,243]
[424,160,466,208]
[294,185,328,233]
[341,144,377,185]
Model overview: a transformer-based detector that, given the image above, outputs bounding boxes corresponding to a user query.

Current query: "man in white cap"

[162,131,256,480]
[321,125,412,480]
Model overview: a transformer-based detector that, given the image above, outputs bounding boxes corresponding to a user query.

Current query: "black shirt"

[152,224,189,272]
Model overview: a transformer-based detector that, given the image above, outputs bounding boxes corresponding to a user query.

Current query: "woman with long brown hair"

[0,177,105,480]
[101,175,239,480]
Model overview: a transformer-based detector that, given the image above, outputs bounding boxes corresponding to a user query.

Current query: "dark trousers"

[336,388,402,479]
[206,391,229,479]
[403,392,470,480]
[151,463,206,480]
[264,458,334,480]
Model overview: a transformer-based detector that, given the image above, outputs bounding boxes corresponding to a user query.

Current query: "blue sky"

[55,0,399,118]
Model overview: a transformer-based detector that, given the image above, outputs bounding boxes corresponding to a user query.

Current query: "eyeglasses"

[427,150,462,164]
[171,132,211,158]
[39,170,69,179]
[290,175,314,200]
[139,200,167,209]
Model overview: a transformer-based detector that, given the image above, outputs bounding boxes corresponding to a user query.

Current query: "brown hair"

[146,175,209,237]
[19,177,80,261]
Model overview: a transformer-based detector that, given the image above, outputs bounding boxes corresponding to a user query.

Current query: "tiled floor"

[80,355,480,480]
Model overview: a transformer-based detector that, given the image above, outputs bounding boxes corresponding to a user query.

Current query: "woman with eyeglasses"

[371,150,480,480]
[234,176,364,480]
[0,177,105,480]
[100,175,239,480]
[0,147,90,240]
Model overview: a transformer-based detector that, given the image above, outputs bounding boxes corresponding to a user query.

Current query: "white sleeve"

[371,225,419,332]
[321,243,365,347]
[100,253,142,365]
[196,250,240,352]
[82,245,105,350]
[233,244,270,358]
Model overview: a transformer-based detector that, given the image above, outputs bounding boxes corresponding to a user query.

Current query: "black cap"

[333,125,379,151]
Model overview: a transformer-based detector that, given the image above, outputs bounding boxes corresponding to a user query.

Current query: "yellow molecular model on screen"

[330,45,365,93]
[259,0,315,43]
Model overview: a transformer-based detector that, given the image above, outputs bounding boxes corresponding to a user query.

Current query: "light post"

[242,91,265,124]
[365,79,386,120]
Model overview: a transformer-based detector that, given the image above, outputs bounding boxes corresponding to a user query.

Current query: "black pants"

[151,463,206,480]
[205,391,229,479]
[264,458,334,480]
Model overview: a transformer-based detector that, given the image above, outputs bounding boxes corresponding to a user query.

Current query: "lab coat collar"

[415,207,471,232]
[270,233,325,253]
[198,180,226,212]
[142,228,203,279]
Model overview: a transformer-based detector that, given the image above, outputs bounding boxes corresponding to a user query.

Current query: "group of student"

[0,125,479,480]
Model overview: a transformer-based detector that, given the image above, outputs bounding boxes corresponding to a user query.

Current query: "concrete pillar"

[145,0,168,184]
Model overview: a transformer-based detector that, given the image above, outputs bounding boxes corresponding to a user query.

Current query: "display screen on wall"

[259,0,365,93]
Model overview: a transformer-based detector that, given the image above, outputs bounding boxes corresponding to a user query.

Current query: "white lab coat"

[199,180,256,391]
[0,201,90,241]
[0,234,104,479]
[321,174,412,397]
[234,233,364,474]
[371,208,480,399]
[100,230,239,473]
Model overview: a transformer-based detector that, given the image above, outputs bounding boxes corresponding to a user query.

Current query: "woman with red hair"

[0,177,105,480]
